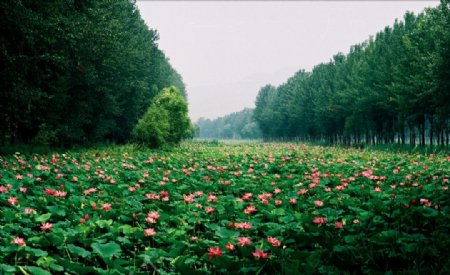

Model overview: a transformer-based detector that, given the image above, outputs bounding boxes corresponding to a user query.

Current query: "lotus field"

[1,143,449,274]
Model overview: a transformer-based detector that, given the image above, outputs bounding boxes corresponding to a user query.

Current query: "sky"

[136,1,439,121]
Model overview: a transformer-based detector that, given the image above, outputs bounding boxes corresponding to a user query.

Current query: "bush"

[132,86,192,148]
[132,106,170,148]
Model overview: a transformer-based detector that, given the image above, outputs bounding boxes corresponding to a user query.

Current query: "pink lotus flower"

[225,242,235,251]
[24,208,36,214]
[313,217,327,225]
[335,185,345,190]
[275,200,282,206]
[234,222,252,230]
[40,222,53,232]
[0,185,8,193]
[334,221,343,229]
[314,200,323,207]
[289,198,297,205]
[252,250,269,260]
[54,191,67,198]
[146,193,160,200]
[84,188,97,195]
[12,237,26,246]
[205,207,215,214]
[146,211,160,223]
[208,193,218,202]
[267,237,281,247]
[101,203,112,211]
[207,247,222,260]
[242,193,253,201]
[298,189,308,195]
[237,237,251,246]
[19,187,27,193]
[244,204,257,215]
[184,194,195,203]
[8,197,18,205]
[144,228,156,237]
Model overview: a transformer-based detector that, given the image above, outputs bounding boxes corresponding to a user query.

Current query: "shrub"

[132,86,192,148]
[132,106,170,148]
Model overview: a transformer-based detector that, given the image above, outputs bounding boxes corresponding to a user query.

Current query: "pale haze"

[136,1,438,121]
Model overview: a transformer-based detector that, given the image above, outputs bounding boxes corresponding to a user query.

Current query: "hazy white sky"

[136,1,438,121]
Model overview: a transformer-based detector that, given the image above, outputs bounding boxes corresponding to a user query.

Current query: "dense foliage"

[133,86,193,148]
[0,0,186,146]
[254,1,450,146]
[0,143,449,274]
[196,108,262,140]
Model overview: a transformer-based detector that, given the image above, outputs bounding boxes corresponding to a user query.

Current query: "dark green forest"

[253,2,450,146]
[0,0,188,147]
[196,108,262,140]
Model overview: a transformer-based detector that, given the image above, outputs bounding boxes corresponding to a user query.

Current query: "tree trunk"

[430,120,433,147]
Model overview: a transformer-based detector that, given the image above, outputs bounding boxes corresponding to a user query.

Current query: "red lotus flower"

[40,222,53,232]
[207,247,222,260]
[267,237,281,247]
[252,250,268,260]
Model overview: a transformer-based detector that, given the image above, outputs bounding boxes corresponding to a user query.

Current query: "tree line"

[254,1,450,146]
[196,108,262,140]
[0,0,189,147]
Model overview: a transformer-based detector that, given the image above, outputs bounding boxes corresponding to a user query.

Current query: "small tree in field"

[133,86,192,148]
